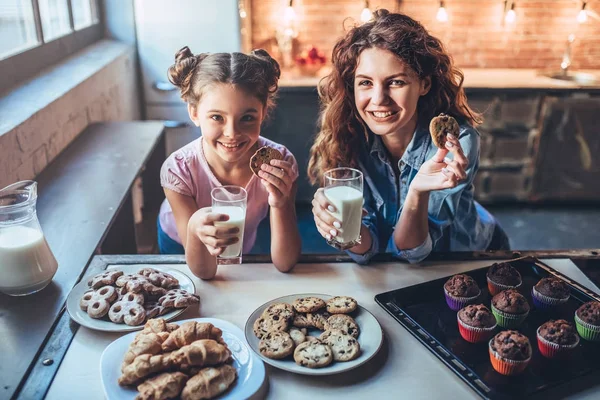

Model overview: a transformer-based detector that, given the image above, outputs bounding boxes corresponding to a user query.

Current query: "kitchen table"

[41,254,600,400]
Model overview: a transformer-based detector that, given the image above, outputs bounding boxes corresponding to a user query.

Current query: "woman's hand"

[258,159,295,208]
[188,207,239,256]
[311,188,342,241]
[409,133,469,194]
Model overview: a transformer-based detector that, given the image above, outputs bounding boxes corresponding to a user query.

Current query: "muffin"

[491,289,530,328]
[443,274,481,311]
[486,262,522,296]
[489,330,532,376]
[536,319,579,358]
[574,301,600,341]
[457,304,497,343]
[531,277,570,310]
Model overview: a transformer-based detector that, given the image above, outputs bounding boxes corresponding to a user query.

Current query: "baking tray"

[375,257,600,399]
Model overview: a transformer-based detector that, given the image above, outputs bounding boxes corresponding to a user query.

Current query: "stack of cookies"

[253,295,361,368]
[118,318,237,400]
[80,268,199,326]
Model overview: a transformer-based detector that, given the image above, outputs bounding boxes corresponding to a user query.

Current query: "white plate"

[244,293,384,376]
[100,318,265,400]
[66,265,196,332]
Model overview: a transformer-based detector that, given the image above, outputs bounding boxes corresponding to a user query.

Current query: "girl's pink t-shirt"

[159,136,299,252]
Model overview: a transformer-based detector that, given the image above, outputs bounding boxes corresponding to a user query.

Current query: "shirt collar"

[368,123,431,169]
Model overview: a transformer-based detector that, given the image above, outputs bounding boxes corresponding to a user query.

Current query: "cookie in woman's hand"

[429,113,459,148]
[249,146,283,177]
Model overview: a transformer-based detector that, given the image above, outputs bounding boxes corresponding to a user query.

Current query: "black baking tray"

[374,257,600,399]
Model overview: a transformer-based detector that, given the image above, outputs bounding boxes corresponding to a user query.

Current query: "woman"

[308,10,509,264]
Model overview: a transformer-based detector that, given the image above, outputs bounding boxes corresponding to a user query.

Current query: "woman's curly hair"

[308,9,482,184]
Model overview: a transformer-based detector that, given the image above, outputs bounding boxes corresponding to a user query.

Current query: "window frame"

[0,0,104,94]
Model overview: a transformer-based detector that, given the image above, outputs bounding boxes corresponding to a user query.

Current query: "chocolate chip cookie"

[292,297,326,313]
[264,302,296,322]
[253,314,289,339]
[326,296,357,314]
[320,329,361,362]
[325,314,360,338]
[307,310,331,330]
[249,146,283,177]
[259,331,295,359]
[293,340,333,368]
[429,113,459,148]
[289,327,307,346]
[293,313,311,328]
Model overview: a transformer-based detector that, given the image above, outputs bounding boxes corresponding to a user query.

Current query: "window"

[72,0,98,30]
[0,0,99,61]
[39,0,71,41]
[0,0,39,59]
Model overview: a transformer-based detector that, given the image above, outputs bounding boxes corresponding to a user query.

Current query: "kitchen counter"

[279,68,600,90]
[38,254,600,400]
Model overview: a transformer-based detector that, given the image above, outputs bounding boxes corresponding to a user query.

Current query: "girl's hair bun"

[168,46,199,89]
[251,49,281,92]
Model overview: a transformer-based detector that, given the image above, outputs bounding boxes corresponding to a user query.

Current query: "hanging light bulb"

[361,1,373,23]
[504,1,516,24]
[284,0,296,25]
[436,1,448,22]
[577,2,588,24]
[238,0,247,19]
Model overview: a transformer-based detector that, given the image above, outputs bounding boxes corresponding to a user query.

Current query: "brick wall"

[250,0,600,69]
[0,48,140,189]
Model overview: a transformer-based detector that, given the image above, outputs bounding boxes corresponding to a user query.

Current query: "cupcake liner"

[487,276,522,296]
[536,326,579,359]
[444,287,481,311]
[491,305,529,329]
[457,314,496,343]
[575,314,600,342]
[488,340,531,376]
[531,287,569,310]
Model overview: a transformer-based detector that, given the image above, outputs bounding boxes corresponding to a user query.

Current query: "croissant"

[122,332,170,370]
[118,353,175,386]
[171,339,231,369]
[135,371,189,400]
[162,322,223,351]
[181,364,237,400]
[142,318,179,334]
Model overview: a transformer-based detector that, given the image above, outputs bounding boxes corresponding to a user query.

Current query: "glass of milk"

[0,180,58,296]
[211,185,247,265]
[323,168,364,250]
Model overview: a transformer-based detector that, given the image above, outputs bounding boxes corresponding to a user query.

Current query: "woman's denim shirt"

[347,123,496,264]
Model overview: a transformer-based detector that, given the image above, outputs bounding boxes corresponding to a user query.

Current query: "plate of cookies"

[100,317,265,400]
[66,265,199,332]
[244,293,383,375]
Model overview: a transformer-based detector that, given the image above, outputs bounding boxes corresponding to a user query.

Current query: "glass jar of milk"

[0,180,58,296]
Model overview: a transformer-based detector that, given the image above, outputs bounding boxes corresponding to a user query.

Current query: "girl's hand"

[258,159,295,208]
[409,133,469,194]
[188,207,240,256]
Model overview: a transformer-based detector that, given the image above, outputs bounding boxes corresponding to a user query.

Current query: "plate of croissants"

[100,318,265,400]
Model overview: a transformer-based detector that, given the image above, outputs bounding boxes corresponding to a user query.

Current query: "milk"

[0,225,58,296]
[324,186,363,244]
[213,206,246,258]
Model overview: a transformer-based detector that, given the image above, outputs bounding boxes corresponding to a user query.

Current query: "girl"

[158,47,301,279]
[309,10,509,264]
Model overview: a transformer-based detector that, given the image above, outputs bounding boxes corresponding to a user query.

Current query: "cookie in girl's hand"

[249,146,283,177]
[429,113,459,148]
